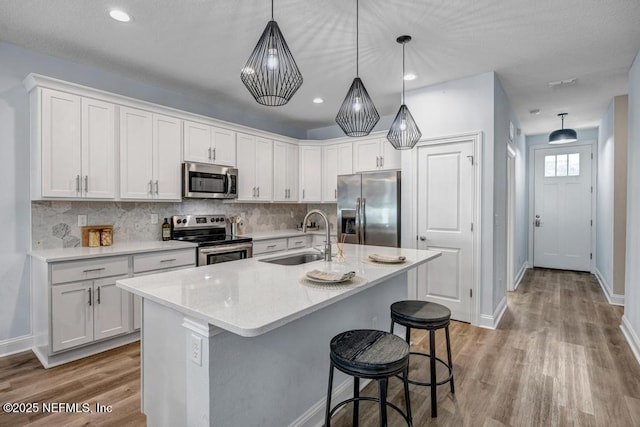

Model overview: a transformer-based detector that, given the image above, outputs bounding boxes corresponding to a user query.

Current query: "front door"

[533,144,592,271]
[416,139,475,322]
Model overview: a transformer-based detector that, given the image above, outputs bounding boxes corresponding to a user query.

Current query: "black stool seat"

[390,300,454,418]
[325,329,413,426]
[391,300,451,329]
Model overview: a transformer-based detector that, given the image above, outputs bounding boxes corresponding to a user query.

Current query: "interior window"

[568,153,580,176]
[544,155,556,177]
[544,153,580,177]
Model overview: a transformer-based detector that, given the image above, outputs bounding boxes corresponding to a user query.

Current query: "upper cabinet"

[273,141,298,202]
[322,143,353,202]
[299,145,323,202]
[183,120,236,167]
[35,88,116,199]
[353,138,400,172]
[119,107,182,201]
[236,133,273,201]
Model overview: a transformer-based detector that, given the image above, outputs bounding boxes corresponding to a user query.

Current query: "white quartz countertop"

[116,244,440,337]
[246,229,336,241]
[29,240,198,262]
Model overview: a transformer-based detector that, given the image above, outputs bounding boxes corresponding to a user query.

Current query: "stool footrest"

[398,351,454,387]
[329,396,412,426]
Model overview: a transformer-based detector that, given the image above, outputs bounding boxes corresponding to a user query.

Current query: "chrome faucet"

[302,209,332,261]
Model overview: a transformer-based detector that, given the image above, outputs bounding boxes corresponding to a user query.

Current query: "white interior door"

[534,145,592,271]
[416,140,474,322]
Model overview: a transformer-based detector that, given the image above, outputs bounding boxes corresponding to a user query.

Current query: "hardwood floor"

[1,268,639,426]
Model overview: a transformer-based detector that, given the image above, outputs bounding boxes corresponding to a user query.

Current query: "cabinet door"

[337,142,354,175]
[183,120,212,164]
[299,146,322,202]
[322,145,338,202]
[41,89,82,198]
[93,275,131,341]
[380,139,401,170]
[353,138,381,172]
[286,143,299,201]
[212,127,236,167]
[255,137,273,200]
[120,107,153,199]
[51,281,93,352]
[273,141,288,201]
[236,133,256,200]
[154,114,182,200]
[82,98,115,199]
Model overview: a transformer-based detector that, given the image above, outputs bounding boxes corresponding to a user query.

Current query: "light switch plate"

[77,215,87,227]
[190,334,202,366]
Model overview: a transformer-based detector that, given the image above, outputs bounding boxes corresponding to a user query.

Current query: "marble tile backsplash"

[32,201,322,250]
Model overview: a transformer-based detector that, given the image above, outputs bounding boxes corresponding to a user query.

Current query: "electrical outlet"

[150,214,159,224]
[190,334,202,366]
[77,215,87,227]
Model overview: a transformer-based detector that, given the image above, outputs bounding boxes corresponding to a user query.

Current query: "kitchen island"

[116,244,440,427]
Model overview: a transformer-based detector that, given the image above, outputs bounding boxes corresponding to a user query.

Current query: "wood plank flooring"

[1,268,639,426]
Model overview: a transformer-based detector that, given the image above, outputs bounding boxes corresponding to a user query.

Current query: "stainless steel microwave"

[182,162,238,199]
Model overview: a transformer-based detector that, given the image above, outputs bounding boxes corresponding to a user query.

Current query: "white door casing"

[507,144,516,290]
[533,144,592,271]
[416,139,475,322]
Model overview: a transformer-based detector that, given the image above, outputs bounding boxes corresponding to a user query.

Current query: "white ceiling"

[1,0,639,136]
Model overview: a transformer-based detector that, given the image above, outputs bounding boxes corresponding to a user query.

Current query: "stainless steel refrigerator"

[337,171,401,247]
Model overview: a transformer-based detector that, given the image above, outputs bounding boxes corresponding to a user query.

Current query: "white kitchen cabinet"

[273,141,299,202]
[183,120,236,167]
[353,138,400,172]
[236,133,273,201]
[37,88,116,199]
[322,142,353,202]
[299,145,323,202]
[253,238,288,255]
[287,235,310,250]
[120,107,182,201]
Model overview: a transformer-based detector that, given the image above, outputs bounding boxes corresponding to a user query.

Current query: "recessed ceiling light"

[403,73,417,81]
[109,9,132,23]
[313,97,324,104]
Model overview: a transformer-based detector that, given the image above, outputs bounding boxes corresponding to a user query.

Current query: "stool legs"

[445,326,455,394]
[429,330,437,417]
[378,378,388,427]
[403,366,412,424]
[353,377,360,426]
[325,363,334,427]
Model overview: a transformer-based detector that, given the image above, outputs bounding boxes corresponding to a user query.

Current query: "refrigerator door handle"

[361,198,366,244]
[356,197,361,244]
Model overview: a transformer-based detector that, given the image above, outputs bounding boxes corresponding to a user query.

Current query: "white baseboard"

[478,296,507,329]
[594,268,625,306]
[621,315,640,367]
[513,262,528,291]
[0,334,33,358]
[290,376,372,427]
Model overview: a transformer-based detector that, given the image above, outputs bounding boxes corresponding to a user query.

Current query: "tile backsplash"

[31,201,334,250]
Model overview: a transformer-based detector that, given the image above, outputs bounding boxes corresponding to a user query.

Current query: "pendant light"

[335,0,380,137]
[387,35,421,150]
[548,113,577,144]
[240,0,303,106]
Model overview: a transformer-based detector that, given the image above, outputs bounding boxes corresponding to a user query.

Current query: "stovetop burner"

[170,214,252,247]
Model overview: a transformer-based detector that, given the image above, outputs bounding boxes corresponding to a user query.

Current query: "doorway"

[507,144,516,290]
[531,144,593,271]
[415,136,478,322]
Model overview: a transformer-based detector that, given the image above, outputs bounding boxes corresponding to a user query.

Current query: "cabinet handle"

[83,267,105,273]
[149,180,153,194]
[303,189,305,199]
[252,187,256,197]
[160,258,177,263]
[380,156,384,168]
[334,188,337,199]
[257,187,260,198]
[376,156,380,168]
[208,147,212,160]
[97,286,101,304]
[295,241,304,245]
[88,288,92,306]
[213,148,216,160]
[155,180,159,194]
[76,175,80,193]
[267,244,277,248]
[84,176,88,194]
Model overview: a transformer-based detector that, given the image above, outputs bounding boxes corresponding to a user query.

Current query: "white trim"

[594,268,625,306]
[506,146,516,291]
[621,315,640,367]
[0,334,33,358]
[478,296,507,329]
[182,316,224,338]
[289,377,372,427]
[527,140,597,269]
[512,262,528,291]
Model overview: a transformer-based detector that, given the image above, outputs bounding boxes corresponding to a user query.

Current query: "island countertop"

[117,244,440,337]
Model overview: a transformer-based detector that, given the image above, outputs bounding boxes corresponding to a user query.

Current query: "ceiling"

[1,0,639,136]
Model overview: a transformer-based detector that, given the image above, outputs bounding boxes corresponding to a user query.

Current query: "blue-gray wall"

[597,100,615,294]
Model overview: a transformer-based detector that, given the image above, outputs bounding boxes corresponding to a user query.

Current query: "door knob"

[534,215,541,227]
[419,236,426,241]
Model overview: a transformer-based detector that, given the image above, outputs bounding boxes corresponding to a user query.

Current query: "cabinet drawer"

[51,256,129,284]
[287,236,310,250]
[253,239,287,255]
[133,249,196,273]
[312,234,334,246]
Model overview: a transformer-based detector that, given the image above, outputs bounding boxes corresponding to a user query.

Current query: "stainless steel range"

[171,215,253,266]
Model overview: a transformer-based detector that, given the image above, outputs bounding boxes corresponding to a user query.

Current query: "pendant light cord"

[356,0,359,77]
[271,0,274,20]
[402,42,405,104]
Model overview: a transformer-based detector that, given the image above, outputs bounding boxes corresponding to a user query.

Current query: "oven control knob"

[177,219,183,224]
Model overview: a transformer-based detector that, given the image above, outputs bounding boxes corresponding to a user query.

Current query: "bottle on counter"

[162,218,171,241]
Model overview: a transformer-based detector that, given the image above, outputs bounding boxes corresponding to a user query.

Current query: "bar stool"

[390,301,454,417]
[325,329,413,427]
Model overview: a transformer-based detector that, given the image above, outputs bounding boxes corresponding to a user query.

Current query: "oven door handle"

[199,243,253,255]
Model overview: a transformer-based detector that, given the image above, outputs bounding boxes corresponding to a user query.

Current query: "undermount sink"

[259,251,325,266]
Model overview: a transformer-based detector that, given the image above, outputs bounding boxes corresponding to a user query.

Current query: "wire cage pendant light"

[240,0,303,106]
[548,113,577,144]
[335,0,380,137]
[387,35,421,150]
